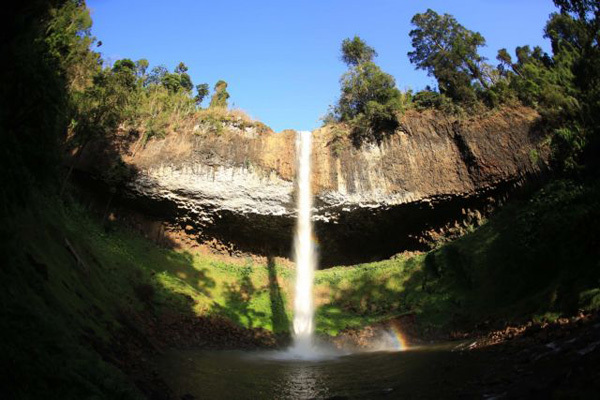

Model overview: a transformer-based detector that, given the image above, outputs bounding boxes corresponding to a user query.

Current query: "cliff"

[76,107,548,265]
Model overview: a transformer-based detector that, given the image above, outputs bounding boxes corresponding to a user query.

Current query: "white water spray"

[291,130,316,354]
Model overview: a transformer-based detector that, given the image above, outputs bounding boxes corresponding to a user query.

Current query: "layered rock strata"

[80,107,548,265]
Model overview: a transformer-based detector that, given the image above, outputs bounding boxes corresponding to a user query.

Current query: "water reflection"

[279,363,327,400]
[154,343,484,399]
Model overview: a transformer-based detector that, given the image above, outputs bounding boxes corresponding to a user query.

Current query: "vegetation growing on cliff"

[413,1,599,175]
[408,9,491,106]
[326,1,599,176]
[209,80,230,109]
[34,1,269,191]
[326,37,400,145]
[329,36,407,146]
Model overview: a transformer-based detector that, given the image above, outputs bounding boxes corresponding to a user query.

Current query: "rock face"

[92,107,547,266]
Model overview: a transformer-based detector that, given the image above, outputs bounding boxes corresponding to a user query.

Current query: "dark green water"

[154,342,497,399]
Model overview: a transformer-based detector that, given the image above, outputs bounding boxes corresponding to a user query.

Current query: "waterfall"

[291,130,315,353]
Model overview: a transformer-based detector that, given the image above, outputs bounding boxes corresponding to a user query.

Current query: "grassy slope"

[316,179,600,335]
[1,178,599,397]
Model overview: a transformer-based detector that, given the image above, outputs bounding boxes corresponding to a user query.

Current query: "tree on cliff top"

[341,36,377,66]
[408,9,490,104]
[45,0,100,91]
[174,62,193,92]
[195,83,210,106]
[210,80,230,109]
[332,36,403,145]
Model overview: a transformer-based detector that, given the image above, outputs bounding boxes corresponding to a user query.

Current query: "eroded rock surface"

[79,107,548,265]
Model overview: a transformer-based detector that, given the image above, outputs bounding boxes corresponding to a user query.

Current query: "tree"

[145,65,167,86]
[175,61,188,74]
[336,62,401,122]
[45,0,100,91]
[341,36,377,66]
[209,80,230,108]
[333,37,403,144]
[408,9,490,104]
[195,83,209,106]
[495,0,599,171]
[112,58,136,73]
[494,45,566,110]
[545,0,599,109]
[178,71,193,92]
[145,63,194,93]
[112,58,137,89]
[496,48,516,77]
[544,0,600,170]
[135,59,149,77]
[173,62,193,92]
[161,73,182,92]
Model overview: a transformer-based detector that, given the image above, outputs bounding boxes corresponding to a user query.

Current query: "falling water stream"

[151,130,483,398]
[290,130,316,355]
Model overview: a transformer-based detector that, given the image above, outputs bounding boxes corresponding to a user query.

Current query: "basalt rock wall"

[79,107,548,266]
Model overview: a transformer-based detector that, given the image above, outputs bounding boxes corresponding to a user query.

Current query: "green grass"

[314,257,423,335]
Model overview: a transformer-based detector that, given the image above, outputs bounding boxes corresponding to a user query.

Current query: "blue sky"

[87,0,558,132]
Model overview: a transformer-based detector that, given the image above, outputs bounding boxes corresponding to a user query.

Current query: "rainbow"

[388,322,409,351]
[311,233,320,248]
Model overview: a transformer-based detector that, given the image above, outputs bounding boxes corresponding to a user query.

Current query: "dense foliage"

[408,9,490,105]
[340,36,378,66]
[542,0,600,172]
[331,36,406,145]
